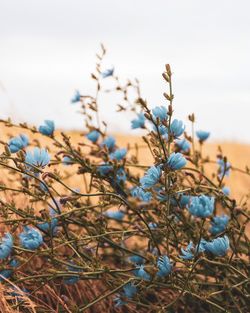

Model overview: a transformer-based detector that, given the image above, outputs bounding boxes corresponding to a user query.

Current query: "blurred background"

[1,0,250,141]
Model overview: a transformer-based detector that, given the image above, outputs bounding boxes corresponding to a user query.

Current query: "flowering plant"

[0,45,249,312]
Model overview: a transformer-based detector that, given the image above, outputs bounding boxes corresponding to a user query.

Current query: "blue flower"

[110,148,127,161]
[218,159,231,178]
[62,156,73,165]
[114,296,126,307]
[123,283,137,298]
[37,209,58,235]
[170,119,185,138]
[97,163,113,176]
[8,134,29,153]
[188,195,214,218]
[152,106,167,121]
[176,138,190,152]
[222,186,230,196]
[101,67,114,78]
[25,148,50,169]
[131,186,152,202]
[196,130,210,141]
[180,242,194,260]
[209,215,229,235]
[135,265,150,280]
[64,263,81,285]
[71,90,81,103]
[129,255,144,265]
[140,165,162,189]
[0,233,13,259]
[157,255,172,277]
[104,210,125,221]
[204,235,230,256]
[153,124,168,135]
[0,259,19,282]
[116,168,126,183]
[131,113,145,129]
[179,194,191,208]
[196,238,207,253]
[19,226,43,250]
[39,120,55,136]
[149,222,158,229]
[86,130,100,143]
[101,136,116,150]
[167,152,187,170]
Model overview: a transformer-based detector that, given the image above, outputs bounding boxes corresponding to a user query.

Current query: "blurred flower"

[131,113,145,129]
[101,136,116,150]
[104,210,125,221]
[129,255,144,265]
[62,156,73,165]
[110,148,127,161]
[0,233,13,259]
[134,265,150,280]
[19,226,43,250]
[39,120,55,136]
[0,259,19,282]
[8,134,29,153]
[157,255,172,277]
[153,124,168,135]
[188,195,214,218]
[179,194,191,208]
[140,165,162,189]
[152,106,167,121]
[170,119,185,138]
[176,138,190,152]
[131,186,152,202]
[97,163,113,176]
[217,159,231,178]
[167,152,187,170]
[71,90,81,103]
[180,242,194,260]
[64,263,81,285]
[114,296,126,307]
[86,130,100,143]
[204,235,230,256]
[222,186,230,196]
[149,222,158,229]
[196,130,210,142]
[196,238,207,253]
[37,209,58,235]
[116,168,126,183]
[101,67,114,78]
[209,215,229,235]
[123,282,137,299]
[25,148,50,169]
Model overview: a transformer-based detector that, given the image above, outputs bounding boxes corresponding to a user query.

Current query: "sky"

[1,0,250,141]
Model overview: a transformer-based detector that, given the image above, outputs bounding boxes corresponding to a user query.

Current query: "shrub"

[0,45,249,312]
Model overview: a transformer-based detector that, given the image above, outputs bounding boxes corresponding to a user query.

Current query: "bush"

[0,46,249,312]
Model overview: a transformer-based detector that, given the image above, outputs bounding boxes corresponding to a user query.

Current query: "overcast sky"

[1,0,250,141]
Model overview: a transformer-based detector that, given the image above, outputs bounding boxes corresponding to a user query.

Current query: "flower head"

[116,168,126,183]
[180,242,194,260]
[64,263,81,285]
[110,148,127,161]
[167,152,187,170]
[209,215,229,235]
[176,138,190,152]
[101,136,116,150]
[129,255,144,265]
[134,265,151,280]
[217,159,231,178]
[19,226,43,250]
[39,120,55,136]
[101,67,114,78]
[71,90,81,103]
[152,106,167,121]
[157,255,172,277]
[0,233,13,259]
[131,113,145,129]
[123,283,137,299]
[140,165,162,189]
[104,210,125,221]
[196,130,210,142]
[62,156,73,165]
[170,119,185,138]
[86,130,100,143]
[188,195,214,218]
[0,259,19,282]
[37,209,58,235]
[204,235,230,256]
[131,186,152,202]
[97,163,113,176]
[8,134,29,153]
[25,148,50,169]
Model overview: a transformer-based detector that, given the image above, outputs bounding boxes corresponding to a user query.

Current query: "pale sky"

[1,0,250,141]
